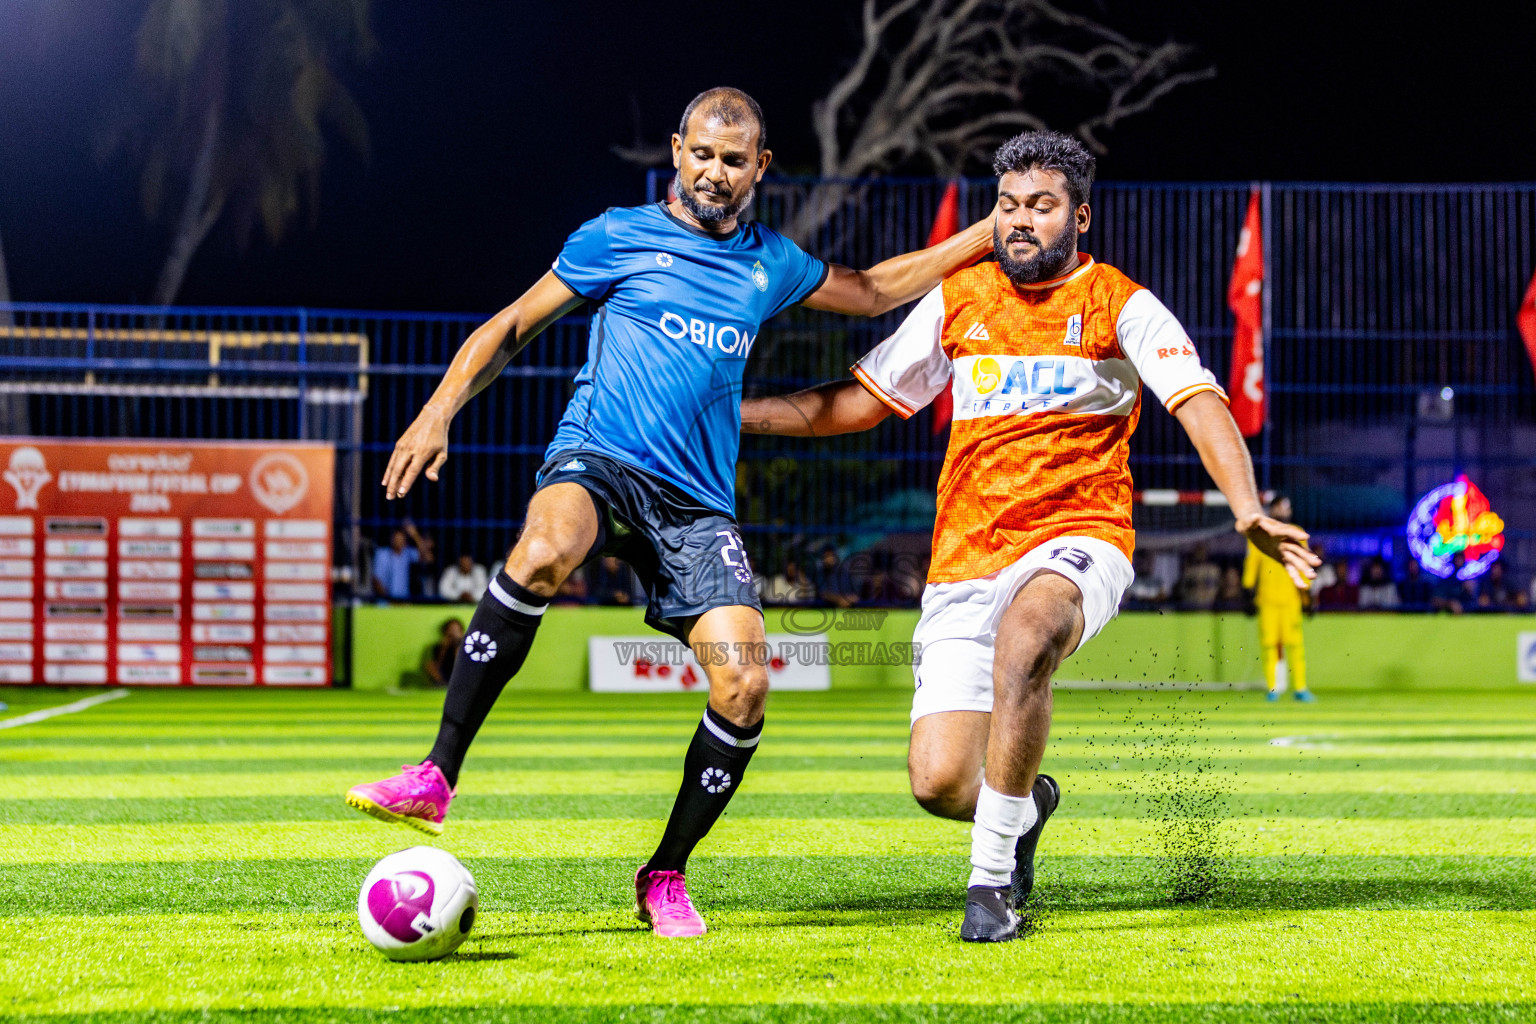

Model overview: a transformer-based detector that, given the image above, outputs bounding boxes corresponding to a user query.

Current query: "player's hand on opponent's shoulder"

[383,404,452,500]
[1236,512,1321,589]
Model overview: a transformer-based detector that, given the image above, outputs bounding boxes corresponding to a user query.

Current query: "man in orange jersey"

[742,131,1319,943]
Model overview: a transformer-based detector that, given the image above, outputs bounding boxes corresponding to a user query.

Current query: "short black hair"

[678,87,767,152]
[992,130,1095,208]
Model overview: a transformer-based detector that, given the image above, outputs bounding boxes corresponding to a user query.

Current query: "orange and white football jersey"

[852,254,1226,584]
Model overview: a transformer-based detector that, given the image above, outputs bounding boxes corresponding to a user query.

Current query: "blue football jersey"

[546,203,828,514]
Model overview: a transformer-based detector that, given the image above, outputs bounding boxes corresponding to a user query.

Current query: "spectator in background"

[1356,557,1400,609]
[761,559,815,605]
[1513,589,1531,614]
[1308,545,1336,599]
[1176,544,1221,610]
[410,526,439,598]
[1212,566,1248,612]
[889,552,929,607]
[438,553,489,603]
[372,521,432,601]
[1399,558,1433,611]
[422,618,465,687]
[590,555,644,606]
[1481,561,1514,611]
[1150,549,1183,602]
[1125,549,1169,609]
[812,545,859,608]
[1431,552,1472,614]
[1317,559,1359,610]
[554,570,588,606]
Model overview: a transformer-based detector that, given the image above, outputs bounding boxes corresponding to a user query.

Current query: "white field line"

[0,689,130,731]
[1269,733,1339,749]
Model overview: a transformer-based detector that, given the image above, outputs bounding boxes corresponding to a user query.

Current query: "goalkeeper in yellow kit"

[1243,495,1316,702]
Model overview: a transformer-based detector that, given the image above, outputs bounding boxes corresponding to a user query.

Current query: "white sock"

[967,782,1039,889]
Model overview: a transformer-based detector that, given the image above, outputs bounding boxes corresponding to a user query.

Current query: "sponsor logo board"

[0,439,333,686]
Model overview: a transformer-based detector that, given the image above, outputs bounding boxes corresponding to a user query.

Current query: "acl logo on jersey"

[970,356,1078,399]
[952,354,1138,421]
[658,311,757,356]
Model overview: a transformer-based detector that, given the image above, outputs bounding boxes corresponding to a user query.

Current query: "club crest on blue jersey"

[655,253,673,267]
[751,260,769,292]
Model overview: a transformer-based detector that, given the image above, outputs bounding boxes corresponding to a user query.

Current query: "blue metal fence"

[3,177,1534,588]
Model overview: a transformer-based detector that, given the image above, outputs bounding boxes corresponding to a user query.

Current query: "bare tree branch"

[781,0,1214,243]
[610,143,673,167]
[1078,63,1218,154]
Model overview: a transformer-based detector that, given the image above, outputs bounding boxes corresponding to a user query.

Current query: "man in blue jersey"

[346,87,993,937]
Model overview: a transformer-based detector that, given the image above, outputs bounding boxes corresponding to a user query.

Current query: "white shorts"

[910,536,1134,724]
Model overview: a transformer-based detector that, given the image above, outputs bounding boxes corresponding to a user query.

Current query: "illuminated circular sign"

[1405,475,1504,580]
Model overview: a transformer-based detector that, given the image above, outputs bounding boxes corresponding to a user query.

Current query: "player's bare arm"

[741,379,891,437]
[1174,390,1321,587]
[382,272,581,500]
[802,213,995,316]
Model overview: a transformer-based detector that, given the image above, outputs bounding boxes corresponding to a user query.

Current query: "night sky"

[2,0,1532,312]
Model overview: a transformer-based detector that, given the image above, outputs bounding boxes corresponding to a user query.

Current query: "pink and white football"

[357,846,478,961]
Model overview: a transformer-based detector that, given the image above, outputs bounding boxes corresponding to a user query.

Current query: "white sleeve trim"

[1117,289,1228,412]
[850,287,950,419]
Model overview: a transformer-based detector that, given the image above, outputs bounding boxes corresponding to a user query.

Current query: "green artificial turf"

[1,684,1533,1023]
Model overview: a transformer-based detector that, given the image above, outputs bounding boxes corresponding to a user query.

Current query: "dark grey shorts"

[534,448,761,642]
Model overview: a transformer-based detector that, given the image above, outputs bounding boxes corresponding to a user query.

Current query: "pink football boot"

[345,761,455,835]
[635,866,708,938]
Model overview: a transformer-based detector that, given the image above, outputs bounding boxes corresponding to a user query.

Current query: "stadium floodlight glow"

[1405,474,1504,580]
[1440,386,1454,401]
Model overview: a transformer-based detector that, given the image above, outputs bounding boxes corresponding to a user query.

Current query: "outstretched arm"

[801,211,994,316]
[1175,392,1320,587]
[742,379,893,437]
[383,272,583,499]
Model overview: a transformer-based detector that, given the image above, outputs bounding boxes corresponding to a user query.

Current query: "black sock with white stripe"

[424,572,548,788]
[645,705,763,874]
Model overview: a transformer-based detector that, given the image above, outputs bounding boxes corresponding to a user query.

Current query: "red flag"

[1226,190,1266,437]
[926,182,961,434]
[1518,267,1536,378]
[926,181,961,247]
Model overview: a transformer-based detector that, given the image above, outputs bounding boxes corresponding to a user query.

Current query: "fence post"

[297,307,309,438]
[86,306,97,388]
[1259,181,1273,492]
[646,169,659,205]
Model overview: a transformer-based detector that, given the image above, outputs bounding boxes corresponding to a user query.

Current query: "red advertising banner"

[0,438,335,686]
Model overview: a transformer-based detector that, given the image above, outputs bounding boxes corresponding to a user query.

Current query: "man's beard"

[674,172,754,224]
[994,222,1078,284]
